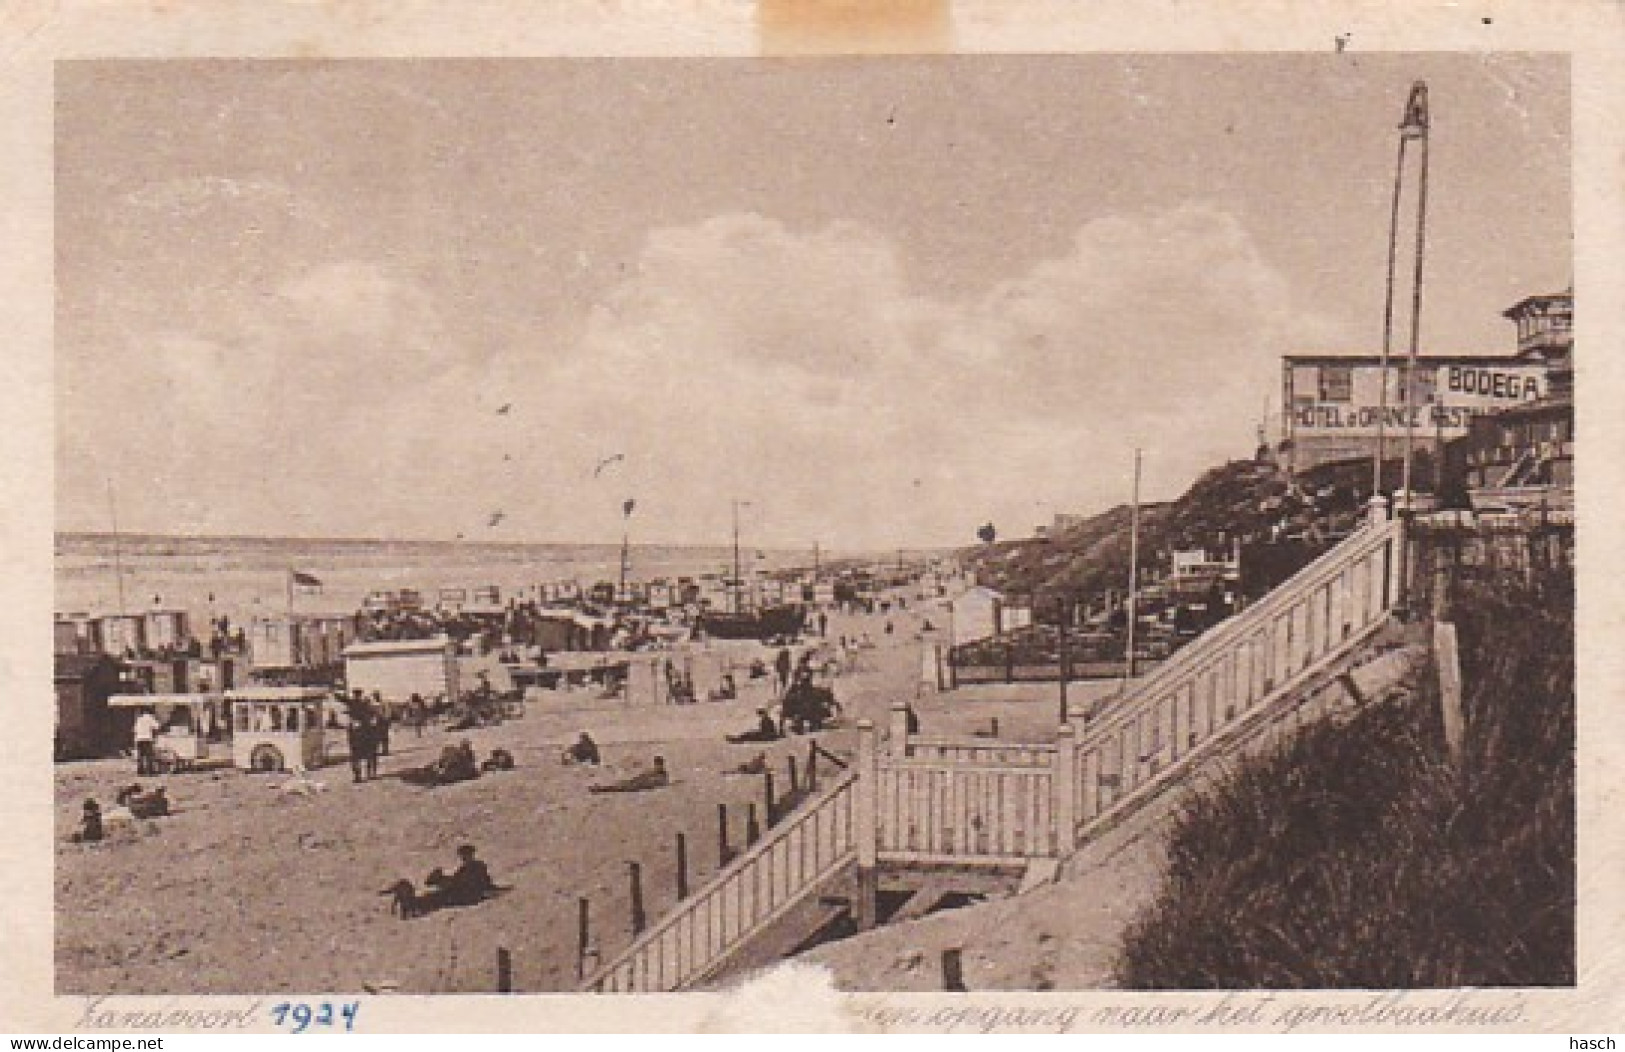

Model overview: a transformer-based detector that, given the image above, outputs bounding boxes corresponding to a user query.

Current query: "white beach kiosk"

[108,692,226,773]
[227,686,331,772]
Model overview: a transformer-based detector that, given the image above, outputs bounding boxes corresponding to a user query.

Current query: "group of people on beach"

[70,783,171,844]
[343,690,393,783]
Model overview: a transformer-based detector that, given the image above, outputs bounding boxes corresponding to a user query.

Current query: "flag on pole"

[290,570,323,592]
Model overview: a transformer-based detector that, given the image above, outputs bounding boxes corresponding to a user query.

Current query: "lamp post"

[1056,594,1070,725]
[1123,448,1143,688]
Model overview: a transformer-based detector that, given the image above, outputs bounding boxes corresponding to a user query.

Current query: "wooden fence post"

[1053,723,1078,855]
[763,771,776,827]
[888,700,911,755]
[496,946,513,993]
[746,803,760,846]
[787,754,800,796]
[576,897,591,981]
[1434,621,1464,762]
[675,832,689,900]
[854,718,879,930]
[717,803,733,867]
[941,947,967,992]
[806,740,819,792]
[627,861,646,936]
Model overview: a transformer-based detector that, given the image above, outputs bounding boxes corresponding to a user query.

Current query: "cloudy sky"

[55,55,1569,549]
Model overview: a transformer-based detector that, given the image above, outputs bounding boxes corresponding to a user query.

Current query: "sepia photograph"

[47,49,1577,1002]
[1,0,1613,1033]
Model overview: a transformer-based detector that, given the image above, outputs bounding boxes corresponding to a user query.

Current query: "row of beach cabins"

[55,561,974,761]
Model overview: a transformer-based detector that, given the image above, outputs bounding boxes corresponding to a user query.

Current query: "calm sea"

[55,533,815,623]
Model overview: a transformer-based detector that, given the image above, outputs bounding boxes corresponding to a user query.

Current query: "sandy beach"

[56,601,1074,995]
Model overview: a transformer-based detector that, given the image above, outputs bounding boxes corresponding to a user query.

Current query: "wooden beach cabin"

[143,609,191,651]
[95,613,147,657]
[54,653,124,759]
[342,636,459,706]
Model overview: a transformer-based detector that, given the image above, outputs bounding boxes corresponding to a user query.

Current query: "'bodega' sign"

[1285,359,1546,438]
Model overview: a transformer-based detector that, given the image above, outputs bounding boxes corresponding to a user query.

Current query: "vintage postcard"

[3,0,1623,1036]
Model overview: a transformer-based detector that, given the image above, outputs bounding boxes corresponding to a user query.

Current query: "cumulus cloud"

[503,205,1337,547]
[61,206,1341,547]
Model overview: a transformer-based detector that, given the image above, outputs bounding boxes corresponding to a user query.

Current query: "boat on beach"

[696,603,805,641]
[695,499,808,641]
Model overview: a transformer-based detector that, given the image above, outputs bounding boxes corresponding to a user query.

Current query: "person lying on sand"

[116,784,170,819]
[481,748,516,772]
[431,740,480,784]
[725,709,781,744]
[588,756,669,794]
[728,752,768,776]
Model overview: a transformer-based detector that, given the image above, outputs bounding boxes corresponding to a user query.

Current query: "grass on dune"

[1116,570,1574,989]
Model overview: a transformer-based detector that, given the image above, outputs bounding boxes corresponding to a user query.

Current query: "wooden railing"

[583,504,1406,992]
[1069,503,1403,835]
[900,737,1054,766]
[584,768,859,993]
[873,756,1059,863]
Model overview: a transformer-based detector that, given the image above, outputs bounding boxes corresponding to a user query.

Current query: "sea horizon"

[54,529,950,621]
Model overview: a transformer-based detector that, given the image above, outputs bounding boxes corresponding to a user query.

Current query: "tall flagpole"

[106,478,127,616]
[619,501,633,604]
[1373,133,1410,498]
[1399,81,1431,507]
[1123,448,1143,686]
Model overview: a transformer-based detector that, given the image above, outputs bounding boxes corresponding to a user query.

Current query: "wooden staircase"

[584,499,1408,993]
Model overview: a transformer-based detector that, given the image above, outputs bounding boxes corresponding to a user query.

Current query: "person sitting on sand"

[725,709,781,744]
[481,748,516,772]
[425,844,498,908]
[588,756,669,794]
[70,798,103,843]
[562,732,601,766]
[730,751,768,775]
[430,740,480,785]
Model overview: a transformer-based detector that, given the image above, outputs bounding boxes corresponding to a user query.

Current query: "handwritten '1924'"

[269,1001,361,1033]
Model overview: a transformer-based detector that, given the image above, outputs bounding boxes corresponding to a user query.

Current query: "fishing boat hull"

[698,605,806,641]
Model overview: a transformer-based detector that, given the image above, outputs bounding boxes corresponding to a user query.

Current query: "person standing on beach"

[132,707,160,776]
[775,647,792,696]
[346,706,378,784]
[371,693,391,757]
[365,709,384,779]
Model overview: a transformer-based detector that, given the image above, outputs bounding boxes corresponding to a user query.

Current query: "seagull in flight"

[592,453,625,478]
